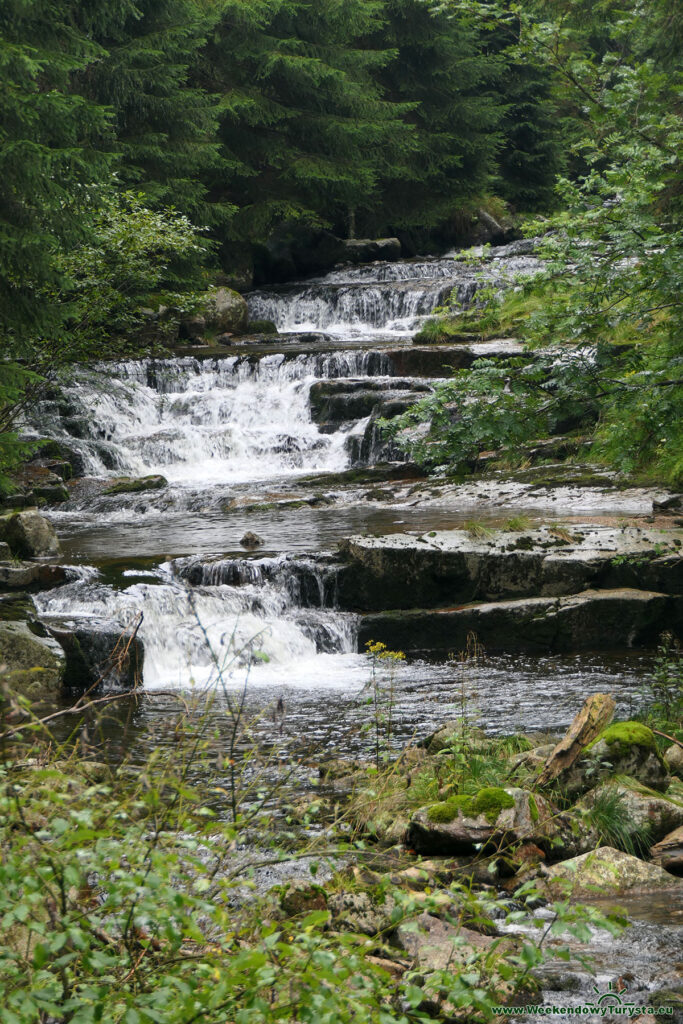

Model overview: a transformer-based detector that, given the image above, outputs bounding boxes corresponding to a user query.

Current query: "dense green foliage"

[0,685,624,1024]
[385,0,682,485]
[0,0,680,482]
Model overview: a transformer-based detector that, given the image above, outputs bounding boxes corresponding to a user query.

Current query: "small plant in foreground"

[363,640,406,771]
[638,632,683,736]
[584,786,652,857]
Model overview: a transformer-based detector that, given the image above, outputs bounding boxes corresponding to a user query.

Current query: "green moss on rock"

[427,794,472,823]
[104,475,167,496]
[469,787,515,823]
[587,721,657,755]
[427,787,515,825]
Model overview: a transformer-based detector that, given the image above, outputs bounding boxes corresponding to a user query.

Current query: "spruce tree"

[366,0,503,235]
[0,0,112,355]
[75,0,223,223]
[203,0,412,246]
[495,59,562,211]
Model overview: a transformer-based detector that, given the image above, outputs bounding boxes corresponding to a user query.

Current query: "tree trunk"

[537,693,616,788]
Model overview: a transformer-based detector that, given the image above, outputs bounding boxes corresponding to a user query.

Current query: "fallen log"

[537,692,616,788]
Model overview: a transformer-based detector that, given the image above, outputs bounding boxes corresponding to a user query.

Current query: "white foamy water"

[29,241,544,693]
[34,562,362,691]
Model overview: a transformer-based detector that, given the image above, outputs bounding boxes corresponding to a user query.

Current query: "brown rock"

[650,826,683,876]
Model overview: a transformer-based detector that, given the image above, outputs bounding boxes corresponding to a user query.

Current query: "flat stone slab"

[358,587,679,655]
[338,524,683,611]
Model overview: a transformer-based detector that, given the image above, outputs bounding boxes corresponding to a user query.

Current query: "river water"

[29,241,657,746]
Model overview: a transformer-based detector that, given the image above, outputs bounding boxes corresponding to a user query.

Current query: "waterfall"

[30,239,542,694]
[34,562,360,690]
[248,247,541,337]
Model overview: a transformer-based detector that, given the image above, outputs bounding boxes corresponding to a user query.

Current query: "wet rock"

[563,722,669,797]
[103,475,167,496]
[337,526,683,612]
[408,787,558,856]
[665,744,683,778]
[0,593,33,622]
[578,779,683,845]
[341,237,401,264]
[203,287,249,334]
[30,483,70,504]
[45,618,144,691]
[395,912,499,972]
[650,826,683,876]
[0,562,68,591]
[309,379,430,426]
[245,319,278,336]
[0,562,41,589]
[358,589,677,656]
[0,510,60,558]
[0,621,65,704]
[648,989,683,1024]
[545,846,681,896]
[240,532,264,550]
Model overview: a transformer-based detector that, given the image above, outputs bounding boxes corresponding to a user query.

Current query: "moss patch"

[104,475,167,496]
[427,787,515,825]
[586,721,656,755]
[427,794,472,823]
[469,787,515,823]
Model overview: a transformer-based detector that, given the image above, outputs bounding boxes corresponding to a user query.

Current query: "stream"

[29,240,657,732]
[25,240,680,1008]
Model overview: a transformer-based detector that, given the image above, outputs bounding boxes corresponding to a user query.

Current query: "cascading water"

[29,240,546,693]
[248,248,541,338]
[34,557,362,690]
[34,353,387,484]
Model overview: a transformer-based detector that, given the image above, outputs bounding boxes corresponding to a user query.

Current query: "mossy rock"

[104,475,168,496]
[564,721,670,797]
[246,319,278,335]
[586,721,657,756]
[411,787,558,856]
[0,621,65,704]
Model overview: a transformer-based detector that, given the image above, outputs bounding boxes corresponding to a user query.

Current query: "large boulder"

[650,826,683,876]
[578,779,683,845]
[545,846,681,896]
[408,786,558,856]
[0,510,60,558]
[563,722,669,796]
[0,621,65,704]
[45,618,144,690]
[341,238,401,264]
[203,287,248,334]
[395,911,496,972]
